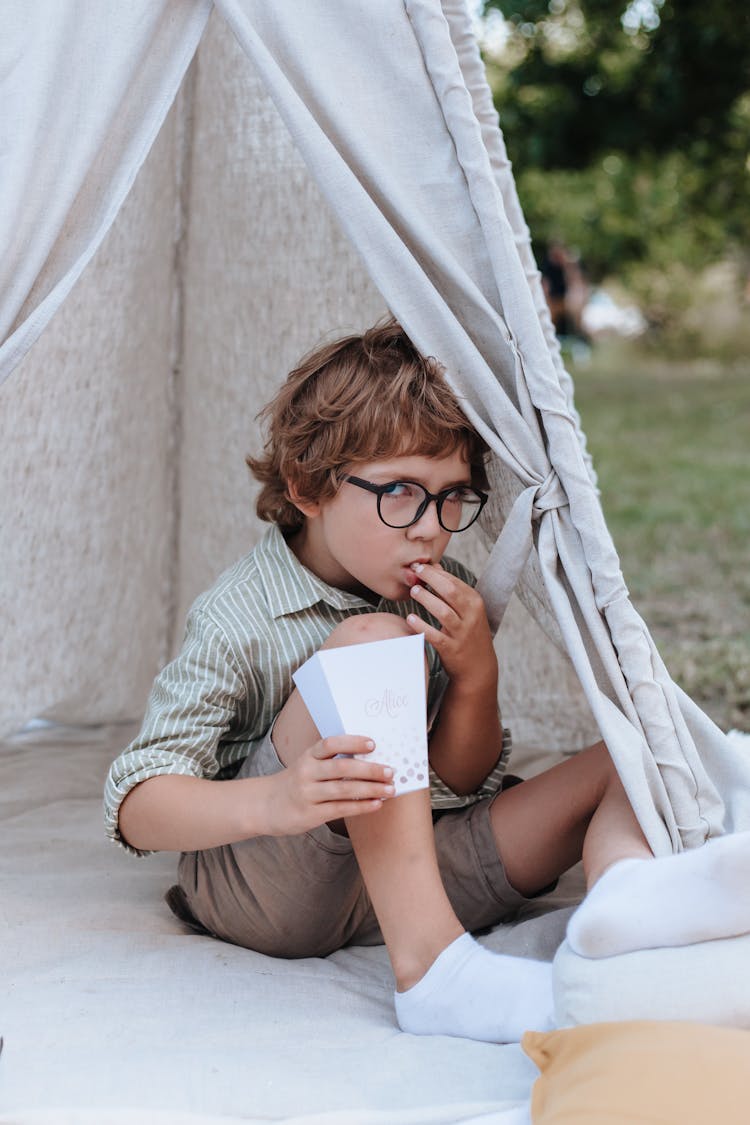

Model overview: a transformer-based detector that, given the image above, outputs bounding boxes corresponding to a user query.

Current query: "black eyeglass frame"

[343,474,488,532]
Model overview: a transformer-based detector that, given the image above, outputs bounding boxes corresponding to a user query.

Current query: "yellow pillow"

[523,1020,750,1124]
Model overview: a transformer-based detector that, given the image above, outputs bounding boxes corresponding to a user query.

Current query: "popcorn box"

[292,633,428,795]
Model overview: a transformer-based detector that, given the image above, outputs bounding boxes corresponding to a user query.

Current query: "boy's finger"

[413,567,483,621]
[314,734,376,759]
[319,799,385,820]
[409,583,460,629]
[407,621,453,667]
[319,756,394,782]
[406,611,448,649]
[325,779,395,802]
[410,563,474,611]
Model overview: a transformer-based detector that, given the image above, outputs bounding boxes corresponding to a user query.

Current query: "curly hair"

[247,319,488,534]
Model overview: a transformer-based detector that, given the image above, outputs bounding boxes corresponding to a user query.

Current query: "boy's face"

[292,448,471,602]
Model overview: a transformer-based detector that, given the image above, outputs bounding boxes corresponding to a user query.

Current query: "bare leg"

[343,739,555,1041]
[582,762,653,886]
[345,788,463,988]
[275,616,463,985]
[488,739,750,958]
[274,613,463,988]
[488,741,652,900]
[275,613,555,1040]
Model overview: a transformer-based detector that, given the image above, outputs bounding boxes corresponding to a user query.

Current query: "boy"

[105,320,750,1043]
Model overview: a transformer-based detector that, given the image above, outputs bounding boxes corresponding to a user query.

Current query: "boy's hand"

[406,563,497,695]
[264,736,395,836]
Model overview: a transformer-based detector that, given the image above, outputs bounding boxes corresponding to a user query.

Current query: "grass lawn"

[570,341,750,734]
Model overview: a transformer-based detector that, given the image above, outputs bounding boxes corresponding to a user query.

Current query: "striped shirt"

[104,524,510,855]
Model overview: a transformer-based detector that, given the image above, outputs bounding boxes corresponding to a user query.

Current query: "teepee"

[3,0,748,860]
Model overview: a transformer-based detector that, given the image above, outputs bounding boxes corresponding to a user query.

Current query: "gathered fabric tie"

[476,470,568,635]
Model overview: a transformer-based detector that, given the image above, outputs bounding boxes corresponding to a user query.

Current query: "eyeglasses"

[343,475,488,532]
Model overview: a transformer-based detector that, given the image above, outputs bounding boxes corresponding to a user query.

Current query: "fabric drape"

[3,0,747,851]
[0,0,211,386]
[212,0,731,853]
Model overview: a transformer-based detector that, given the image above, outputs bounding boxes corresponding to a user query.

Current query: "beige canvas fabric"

[1,723,570,1122]
[0,5,592,754]
[211,0,738,852]
[554,932,750,1030]
[0,1,212,386]
[2,0,748,856]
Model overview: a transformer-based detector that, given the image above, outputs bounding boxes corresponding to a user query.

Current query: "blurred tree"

[482,0,750,326]
[486,0,749,169]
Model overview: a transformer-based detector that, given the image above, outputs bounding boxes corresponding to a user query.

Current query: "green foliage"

[573,344,750,730]
[486,0,750,167]
[481,0,750,336]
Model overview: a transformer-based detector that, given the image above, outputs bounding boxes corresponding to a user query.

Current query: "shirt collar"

[255,524,379,618]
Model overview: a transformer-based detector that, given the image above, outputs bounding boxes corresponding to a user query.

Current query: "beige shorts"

[173,727,533,958]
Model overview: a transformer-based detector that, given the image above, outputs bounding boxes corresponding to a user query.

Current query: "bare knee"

[583,739,618,800]
[322,612,412,650]
[274,615,417,767]
[322,614,427,681]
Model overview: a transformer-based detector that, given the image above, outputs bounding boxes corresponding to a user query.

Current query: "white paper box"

[292,633,428,795]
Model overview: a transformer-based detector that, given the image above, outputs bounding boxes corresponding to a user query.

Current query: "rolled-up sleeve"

[104,606,252,855]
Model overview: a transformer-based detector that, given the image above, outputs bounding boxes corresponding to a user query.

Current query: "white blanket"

[0,725,582,1124]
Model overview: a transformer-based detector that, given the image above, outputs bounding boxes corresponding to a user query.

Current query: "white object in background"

[293,633,428,796]
[581,288,647,338]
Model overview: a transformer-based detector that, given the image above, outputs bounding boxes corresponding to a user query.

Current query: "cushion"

[523,1020,750,1124]
[553,933,750,1029]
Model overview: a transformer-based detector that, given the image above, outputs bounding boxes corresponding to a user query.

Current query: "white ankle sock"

[567,830,750,958]
[394,932,555,1043]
